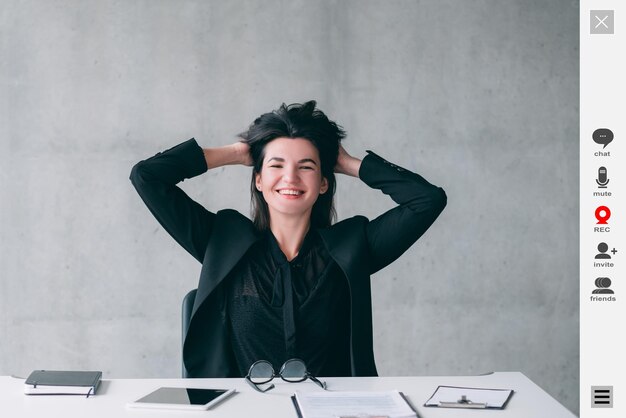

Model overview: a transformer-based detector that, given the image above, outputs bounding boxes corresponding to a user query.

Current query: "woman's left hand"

[334,145,362,177]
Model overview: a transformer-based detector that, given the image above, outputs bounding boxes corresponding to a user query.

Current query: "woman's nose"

[282,166,300,182]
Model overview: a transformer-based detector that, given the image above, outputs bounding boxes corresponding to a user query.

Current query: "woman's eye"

[269,165,282,168]
[300,166,314,170]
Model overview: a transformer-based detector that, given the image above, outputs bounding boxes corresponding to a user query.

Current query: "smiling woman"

[253,138,329,240]
[129,100,447,381]
[239,102,347,234]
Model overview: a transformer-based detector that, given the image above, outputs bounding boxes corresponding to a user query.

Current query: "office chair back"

[181,289,197,378]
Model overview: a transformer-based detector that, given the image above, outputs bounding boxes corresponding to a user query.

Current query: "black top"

[226,228,351,377]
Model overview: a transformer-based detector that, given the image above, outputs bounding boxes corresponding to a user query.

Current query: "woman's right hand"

[334,144,362,177]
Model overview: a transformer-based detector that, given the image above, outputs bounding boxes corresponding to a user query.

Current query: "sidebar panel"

[581,2,624,417]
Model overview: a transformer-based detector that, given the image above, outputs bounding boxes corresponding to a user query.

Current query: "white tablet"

[127,387,236,411]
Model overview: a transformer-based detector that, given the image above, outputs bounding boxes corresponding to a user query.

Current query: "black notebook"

[24,370,102,396]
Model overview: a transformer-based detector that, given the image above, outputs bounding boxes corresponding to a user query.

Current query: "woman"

[130,101,446,379]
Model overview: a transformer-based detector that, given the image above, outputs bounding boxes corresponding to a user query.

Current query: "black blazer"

[130,139,446,377]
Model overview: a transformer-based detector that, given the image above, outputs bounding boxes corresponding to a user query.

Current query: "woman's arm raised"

[130,139,251,263]
[356,150,446,274]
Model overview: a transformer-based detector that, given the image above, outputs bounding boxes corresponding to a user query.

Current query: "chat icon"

[593,128,613,149]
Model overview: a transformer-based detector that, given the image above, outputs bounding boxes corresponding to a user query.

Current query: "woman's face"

[255,137,328,221]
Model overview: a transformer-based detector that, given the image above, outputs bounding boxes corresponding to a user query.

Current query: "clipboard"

[424,385,514,410]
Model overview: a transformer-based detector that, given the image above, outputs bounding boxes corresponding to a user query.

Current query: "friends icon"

[592,277,613,295]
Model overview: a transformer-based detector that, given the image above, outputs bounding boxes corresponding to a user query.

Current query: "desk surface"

[1,372,575,418]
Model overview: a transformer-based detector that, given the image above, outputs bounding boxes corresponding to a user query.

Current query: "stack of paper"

[292,390,417,418]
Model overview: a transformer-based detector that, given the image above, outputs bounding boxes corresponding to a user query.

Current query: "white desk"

[0,372,576,417]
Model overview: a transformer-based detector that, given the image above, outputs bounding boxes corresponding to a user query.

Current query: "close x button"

[590,10,614,35]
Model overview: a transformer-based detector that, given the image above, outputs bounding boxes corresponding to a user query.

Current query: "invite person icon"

[592,277,614,294]
[595,242,611,259]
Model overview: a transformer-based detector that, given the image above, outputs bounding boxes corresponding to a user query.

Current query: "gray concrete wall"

[0,0,579,414]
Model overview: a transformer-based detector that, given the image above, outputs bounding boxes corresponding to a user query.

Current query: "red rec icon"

[595,206,611,224]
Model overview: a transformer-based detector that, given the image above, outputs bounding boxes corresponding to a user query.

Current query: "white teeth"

[278,190,303,195]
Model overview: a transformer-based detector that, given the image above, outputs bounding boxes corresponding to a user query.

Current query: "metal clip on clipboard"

[439,395,488,409]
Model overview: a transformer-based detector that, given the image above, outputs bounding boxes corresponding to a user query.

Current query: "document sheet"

[293,390,417,418]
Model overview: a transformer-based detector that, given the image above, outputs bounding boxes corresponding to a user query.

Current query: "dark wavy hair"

[238,100,346,231]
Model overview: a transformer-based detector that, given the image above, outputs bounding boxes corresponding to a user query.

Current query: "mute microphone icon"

[596,166,609,188]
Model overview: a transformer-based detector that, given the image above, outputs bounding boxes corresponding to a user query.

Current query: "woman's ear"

[255,173,262,191]
[319,177,329,194]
